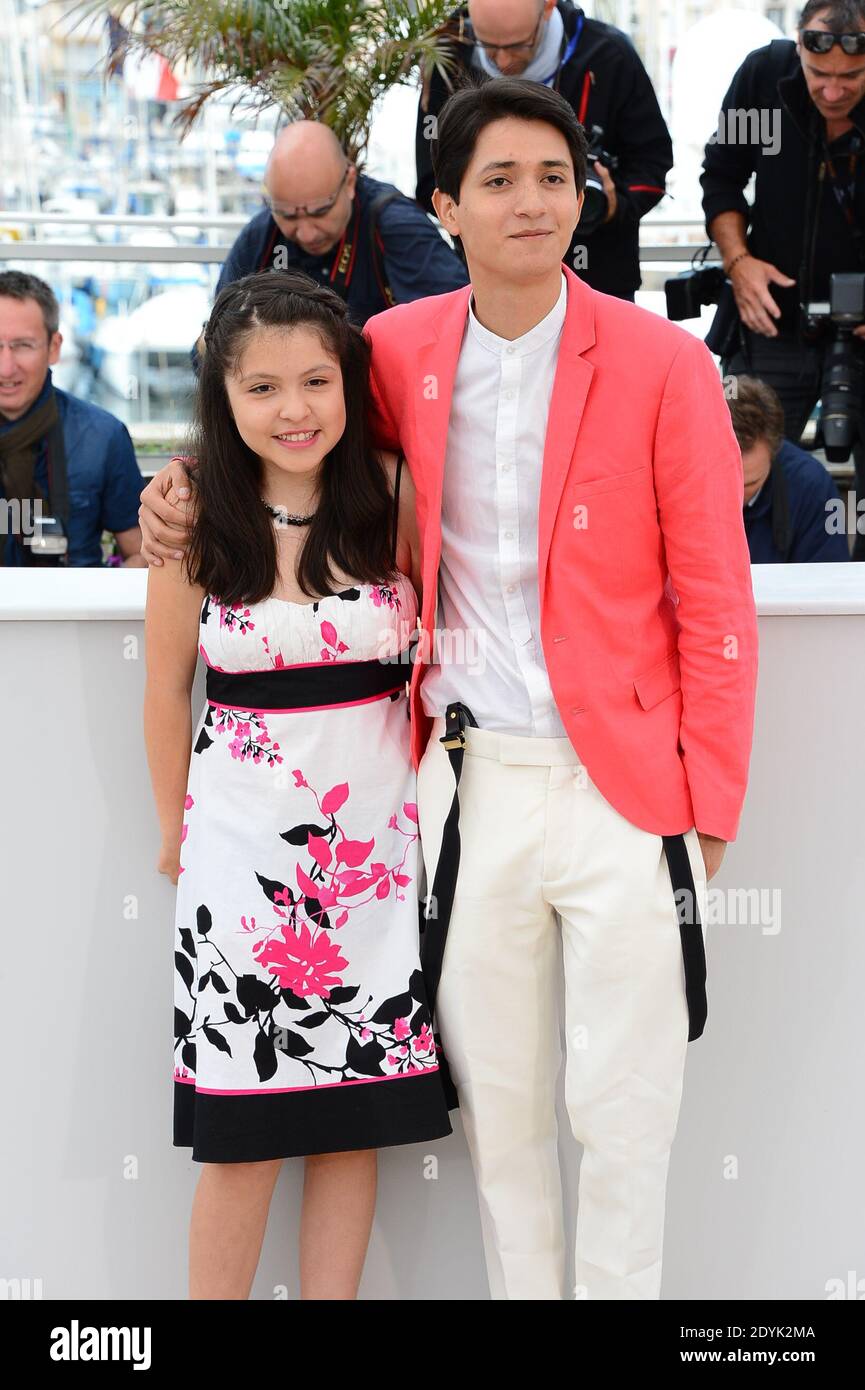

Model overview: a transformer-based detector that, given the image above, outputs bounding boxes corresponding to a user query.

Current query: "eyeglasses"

[262,163,350,222]
[0,339,43,358]
[466,4,545,55]
[801,29,865,56]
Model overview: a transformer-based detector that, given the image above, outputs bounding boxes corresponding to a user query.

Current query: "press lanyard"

[822,130,865,265]
[541,11,583,88]
[328,196,363,294]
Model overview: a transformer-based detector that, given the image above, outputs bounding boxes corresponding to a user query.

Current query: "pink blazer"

[364,264,758,842]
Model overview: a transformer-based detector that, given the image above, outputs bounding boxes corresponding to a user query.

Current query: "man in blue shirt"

[727,374,851,562]
[0,271,145,568]
[193,120,469,365]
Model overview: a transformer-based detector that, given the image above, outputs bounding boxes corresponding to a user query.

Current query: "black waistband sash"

[205,656,407,713]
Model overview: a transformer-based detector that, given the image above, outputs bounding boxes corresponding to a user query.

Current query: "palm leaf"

[71,1,463,157]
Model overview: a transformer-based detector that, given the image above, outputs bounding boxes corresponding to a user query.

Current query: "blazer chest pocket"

[633,651,681,710]
[569,463,651,501]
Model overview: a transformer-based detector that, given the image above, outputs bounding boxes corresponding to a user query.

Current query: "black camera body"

[803,272,865,463]
[22,511,68,566]
[665,263,727,321]
[578,125,619,238]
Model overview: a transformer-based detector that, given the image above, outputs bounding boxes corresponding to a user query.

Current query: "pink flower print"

[370,583,401,610]
[319,617,350,662]
[217,601,255,635]
[262,633,287,669]
[292,769,308,788]
[184,794,194,810]
[321,782,349,815]
[256,921,348,999]
[307,833,332,870]
[335,836,374,868]
[416,1023,434,1055]
[394,1016,411,1042]
[214,707,283,768]
[387,1054,400,1067]
[360,1028,372,1041]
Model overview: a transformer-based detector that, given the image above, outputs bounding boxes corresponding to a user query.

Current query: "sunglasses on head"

[801,29,865,56]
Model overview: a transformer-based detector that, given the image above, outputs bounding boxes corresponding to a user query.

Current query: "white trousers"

[416,717,709,1301]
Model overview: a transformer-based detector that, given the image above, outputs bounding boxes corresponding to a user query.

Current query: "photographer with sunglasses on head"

[702,1,865,558]
[192,121,468,369]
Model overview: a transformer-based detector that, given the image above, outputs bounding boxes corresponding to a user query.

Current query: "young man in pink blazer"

[137,80,757,1301]
[364,78,757,1301]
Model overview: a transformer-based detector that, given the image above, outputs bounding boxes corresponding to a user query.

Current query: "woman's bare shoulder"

[377,448,415,502]
[377,448,399,492]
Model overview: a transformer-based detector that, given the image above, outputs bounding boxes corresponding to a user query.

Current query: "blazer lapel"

[412,286,471,580]
[537,266,596,601]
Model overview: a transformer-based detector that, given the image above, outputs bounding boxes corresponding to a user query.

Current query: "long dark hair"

[183,269,396,606]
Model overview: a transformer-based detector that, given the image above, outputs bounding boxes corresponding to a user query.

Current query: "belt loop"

[662,832,708,1041]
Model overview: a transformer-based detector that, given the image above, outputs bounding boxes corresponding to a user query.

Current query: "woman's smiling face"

[224,323,346,481]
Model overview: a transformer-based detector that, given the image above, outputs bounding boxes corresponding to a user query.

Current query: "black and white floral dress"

[172,480,451,1162]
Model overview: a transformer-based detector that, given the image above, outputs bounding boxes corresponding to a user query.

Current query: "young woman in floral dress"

[144,270,450,1300]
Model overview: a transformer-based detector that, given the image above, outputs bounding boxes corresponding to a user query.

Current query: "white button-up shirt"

[420,272,568,736]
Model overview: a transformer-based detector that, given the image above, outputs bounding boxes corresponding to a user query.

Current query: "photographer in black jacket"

[701,0,865,558]
[415,0,672,300]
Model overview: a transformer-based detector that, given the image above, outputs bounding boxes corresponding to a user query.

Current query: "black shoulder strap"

[258,218,281,272]
[390,451,403,567]
[367,191,399,308]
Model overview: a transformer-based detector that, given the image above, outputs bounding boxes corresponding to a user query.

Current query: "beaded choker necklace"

[262,498,317,527]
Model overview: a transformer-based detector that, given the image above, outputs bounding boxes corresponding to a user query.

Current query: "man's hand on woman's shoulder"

[138,456,198,565]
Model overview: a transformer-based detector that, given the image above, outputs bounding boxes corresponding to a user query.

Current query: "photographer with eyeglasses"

[701,0,865,559]
[415,0,673,301]
[192,121,468,367]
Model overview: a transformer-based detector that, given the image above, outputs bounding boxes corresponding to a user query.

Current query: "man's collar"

[468,272,567,356]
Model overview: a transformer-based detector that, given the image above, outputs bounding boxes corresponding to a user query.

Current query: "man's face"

[798,11,865,121]
[224,324,346,486]
[264,161,357,257]
[468,0,555,77]
[432,117,582,285]
[0,296,60,421]
[741,439,773,504]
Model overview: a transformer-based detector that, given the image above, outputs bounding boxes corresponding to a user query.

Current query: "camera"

[22,511,68,565]
[578,125,619,237]
[802,272,865,463]
[665,261,726,321]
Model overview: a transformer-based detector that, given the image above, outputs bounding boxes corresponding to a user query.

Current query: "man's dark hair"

[431,76,588,202]
[726,375,786,459]
[798,0,865,31]
[0,270,60,338]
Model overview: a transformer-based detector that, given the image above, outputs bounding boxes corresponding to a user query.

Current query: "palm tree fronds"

[71,1,462,153]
